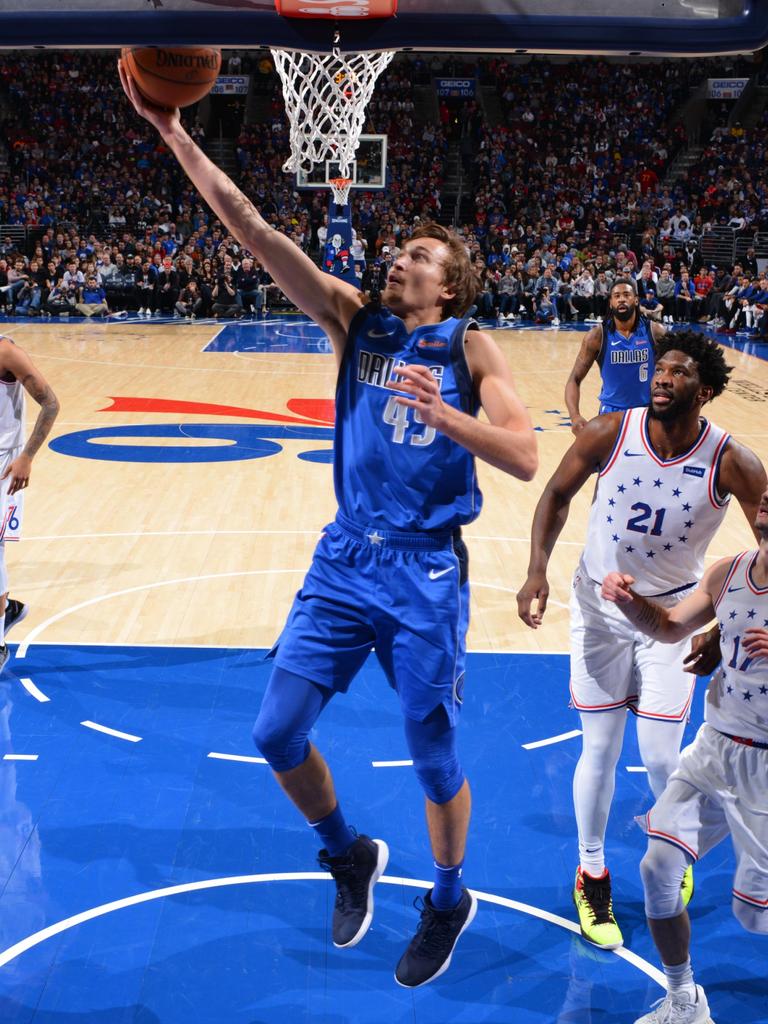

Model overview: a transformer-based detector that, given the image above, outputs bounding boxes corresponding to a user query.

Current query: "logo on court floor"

[50,397,337,465]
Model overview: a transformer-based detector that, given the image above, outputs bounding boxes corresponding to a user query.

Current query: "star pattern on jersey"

[601,476,713,565]
[718,608,768,716]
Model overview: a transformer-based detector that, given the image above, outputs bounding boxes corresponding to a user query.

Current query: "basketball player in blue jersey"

[601,491,768,1023]
[517,331,766,952]
[120,64,538,988]
[565,278,666,435]
[0,336,59,668]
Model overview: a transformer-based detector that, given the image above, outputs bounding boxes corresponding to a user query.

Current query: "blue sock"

[432,860,464,910]
[309,804,355,857]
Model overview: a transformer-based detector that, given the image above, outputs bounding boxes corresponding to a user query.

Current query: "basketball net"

[328,176,353,206]
[271,40,395,179]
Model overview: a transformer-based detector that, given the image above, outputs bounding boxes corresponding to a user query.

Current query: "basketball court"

[0,0,767,1019]
[0,314,762,1022]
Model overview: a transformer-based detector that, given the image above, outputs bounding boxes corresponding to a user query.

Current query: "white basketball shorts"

[0,446,24,544]
[645,723,768,928]
[569,560,695,721]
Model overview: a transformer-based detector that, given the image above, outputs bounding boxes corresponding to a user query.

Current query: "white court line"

[473,581,569,611]
[15,568,307,659]
[80,721,142,743]
[23,529,322,542]
[207,752,268,765]
[3,754,38,761]
[522,729,582,750]
[627,766,649,773]
[20,678,50,703]
[9,639,573,656]
[371,759,413,768]
[0,871,667,987]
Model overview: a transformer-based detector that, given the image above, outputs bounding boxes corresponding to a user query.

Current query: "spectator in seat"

[154,257,180,316]
[45,280,79,316]
[76,275,109,317]
[175,279,204,319]
[673,269,696,322]
[237,257,266,315]
[656,269,676,324]
[639,287,664,322]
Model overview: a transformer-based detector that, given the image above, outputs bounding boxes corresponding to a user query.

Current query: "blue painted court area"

[0,644,763,1023]
[204,316,334,354]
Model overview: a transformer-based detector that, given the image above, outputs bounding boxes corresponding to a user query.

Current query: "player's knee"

[405,704,464,804]
[640,747,678,783]
[412,753,464,804]
[733,898,768,934]
[641,842,686,920]
[252,713,310,773]
[579,731,622,769]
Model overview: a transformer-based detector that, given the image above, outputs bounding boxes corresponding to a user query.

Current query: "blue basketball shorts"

[269,512,470,725]
[598,400,625,415]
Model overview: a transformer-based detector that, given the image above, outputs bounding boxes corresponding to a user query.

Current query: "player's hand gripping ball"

[120,47,222,109]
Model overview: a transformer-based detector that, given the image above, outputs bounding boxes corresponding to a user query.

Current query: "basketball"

[120,46,222,109]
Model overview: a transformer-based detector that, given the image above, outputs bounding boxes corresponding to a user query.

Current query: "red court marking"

[286,399,335,424]
[101,397,331,426]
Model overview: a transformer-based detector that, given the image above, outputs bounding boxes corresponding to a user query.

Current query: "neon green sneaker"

[573,866,624,949]
[681,864,694,908]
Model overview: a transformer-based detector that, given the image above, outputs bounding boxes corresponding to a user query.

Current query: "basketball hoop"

[328,176,354,206]
[271,37,395,178]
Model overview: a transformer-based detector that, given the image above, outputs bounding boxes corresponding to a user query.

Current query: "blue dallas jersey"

[334,303,482,532]
[596,314,655,410]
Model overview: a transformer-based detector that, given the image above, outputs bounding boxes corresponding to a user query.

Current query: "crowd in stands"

[0,49,766,333]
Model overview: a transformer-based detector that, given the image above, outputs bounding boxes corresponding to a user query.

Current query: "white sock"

[663,957,696,1002]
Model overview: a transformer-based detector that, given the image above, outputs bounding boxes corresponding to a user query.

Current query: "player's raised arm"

[601,558,731,644]
[517,412,621,628]
[563,325,603,435]
[118,60,364,361]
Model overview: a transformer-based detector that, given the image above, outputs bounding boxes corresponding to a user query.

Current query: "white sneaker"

[552,318,560,326]
[634,985,712,1024]
[138,308,145,316]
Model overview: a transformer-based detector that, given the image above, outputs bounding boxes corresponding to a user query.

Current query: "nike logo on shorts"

[429,567,455,580]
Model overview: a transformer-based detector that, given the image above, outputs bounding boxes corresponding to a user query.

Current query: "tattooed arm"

[118,61,363,365]
[564,325,604,435]
[600,559,731,644]
[0,339,60,495]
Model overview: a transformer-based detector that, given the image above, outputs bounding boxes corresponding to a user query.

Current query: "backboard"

[296,134,387,191]
[0,0,765,55]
